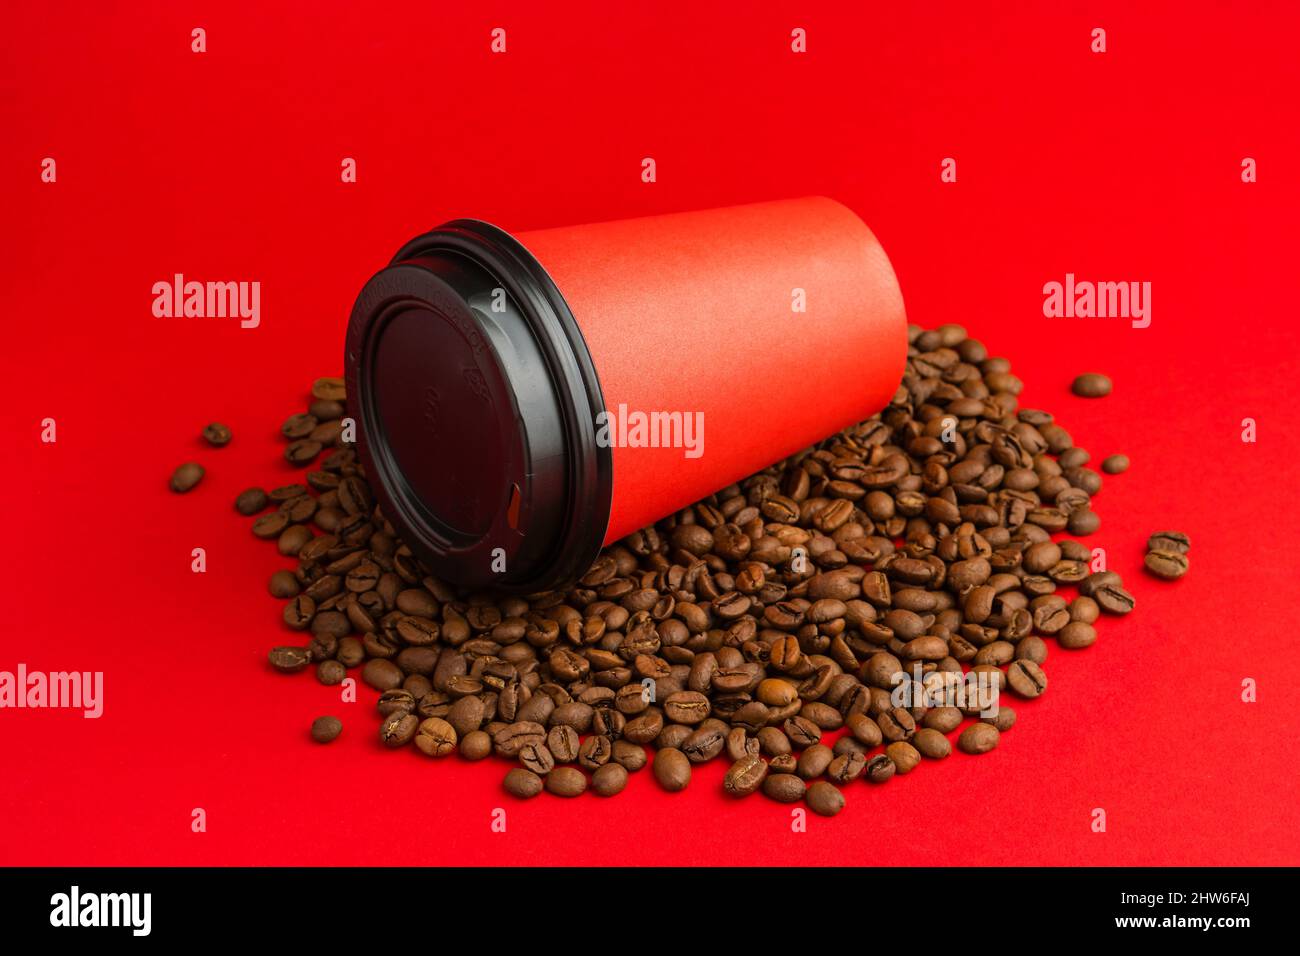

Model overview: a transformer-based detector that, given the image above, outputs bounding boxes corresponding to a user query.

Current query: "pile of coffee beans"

[240,326,1144,816]
[1144,531,1189,580]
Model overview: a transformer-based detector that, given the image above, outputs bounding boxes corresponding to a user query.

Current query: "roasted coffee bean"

[1007,659,1048,698]
[377,689,416,717]
[285,439,323,466]
[723,754,769,797]
[268,483,309,503]
[1147,530,1190,554]
[316,659,346,685]
[547,725,581,763]
[612,739,648,772]
[503,768,544,799]
[922,707,962,734]
[761,773,806,803]
[757,726,791,757]
[269,570,300,598]
[796,744,834,779]
[913,727,951,759]
[451,730,488,760]
[1070,596,1100,623]
[268,646,311,673]
[337,636,365,668]
[518,741,556,774]
[169,462,204,493]
[664,691,710,724]
[446,696,485,737]
[252,511,290,539]
[546,766,588,797]
[310,398,344,421]
[495,721,547,757]
[1071,373,1112,397]
[362,659,404,692]
[846,712,884,747]
[579,734,614,770]
[886,741,921,774]
[770,753,800,774]
[653,748,691,792]
[1144,549,1189,580]
[379,712,418,747]
[958,722,1000,754]
[1101,454,1129,474]
[202,422,232,447]
[312,377,347,402]
[235,487,268,514]
[865,754,896,783]
[982,705,1017,732]
[805,781,845,817]
[592,763,629,796]
[1057,622,1097,650]
[414,717,458,757]
[1094,584,1136,615]
[310,715,342,743]
[278,524,313,556]
[877,706,916,742]
[1016,635,1049,664]
[827,751,866,783]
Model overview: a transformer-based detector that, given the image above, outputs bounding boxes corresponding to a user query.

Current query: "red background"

[3,2,1298,866]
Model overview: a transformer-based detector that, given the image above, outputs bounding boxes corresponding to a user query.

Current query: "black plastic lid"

[344,220,612,593]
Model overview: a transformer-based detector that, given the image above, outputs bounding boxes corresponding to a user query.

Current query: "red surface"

[520,197,906,543]
[2,2,1298,866]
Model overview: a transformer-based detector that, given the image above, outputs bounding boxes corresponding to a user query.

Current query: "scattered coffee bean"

[865,755,896,783]
[310,715,342,743]
[1147,530,1190,554]
[169,462,204,493]
[592,763,629,797]
[202,422,232,447]
[414,717,457,757]
[312,377,347,402]
[886,741,921,774]
[504,768,543,799]
[981,706,1017,732]
[379,712,418,747]
[268,646,310,673]
[653,748,691,792]
[805,781,845,817]
[234,487,269,515]
[268,570,300,598]
[460,730,492,760]
[316,660,346,685]
[913,728,952,759]
[1144,549,1189,580]
[252,511,289,539]
[1101,454,1129,474]
[546,766,588,798]
[1007,659,1048,698]
[1071,373,1112,397]
[723,754,769,797]
[761,773,806,803]
[958,723,1000,754]
[286,439,323,466]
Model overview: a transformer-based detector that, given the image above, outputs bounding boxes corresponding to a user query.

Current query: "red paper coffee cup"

[344,197,907,592]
